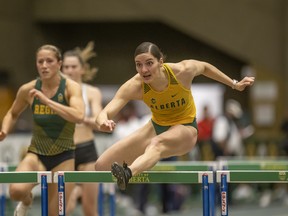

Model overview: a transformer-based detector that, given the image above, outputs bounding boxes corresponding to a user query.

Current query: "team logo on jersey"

[151,98,156,104]
[58,93,64,102]
[150,98,186,110]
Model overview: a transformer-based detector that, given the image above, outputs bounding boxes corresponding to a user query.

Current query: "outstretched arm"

[96,76,142,133]
[0,85,30,141]
[176,60,255,91]
[199,61,255,91]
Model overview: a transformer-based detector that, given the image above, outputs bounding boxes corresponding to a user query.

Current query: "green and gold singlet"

[28,77,75,156]
[142,64,196,126]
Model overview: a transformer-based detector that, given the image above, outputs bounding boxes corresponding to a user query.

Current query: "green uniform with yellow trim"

[28,76,75,156]
[142,64,197,134]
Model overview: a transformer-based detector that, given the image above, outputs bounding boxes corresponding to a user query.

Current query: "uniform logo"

[171,93,178,98]
[151,98,156,104]
[58,93,64,103]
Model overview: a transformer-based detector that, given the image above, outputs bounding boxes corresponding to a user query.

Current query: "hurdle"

[217,170,288,216]
[0,163,16,216]
[152,161,217,216]
[217,159,288,216]
[54,170,213,216]
[0,170,52,216]
[219,160,288,171]
[90,161,217,216]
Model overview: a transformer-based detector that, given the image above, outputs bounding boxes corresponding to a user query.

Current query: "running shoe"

[111,161,132,191]
[14,202,31,216]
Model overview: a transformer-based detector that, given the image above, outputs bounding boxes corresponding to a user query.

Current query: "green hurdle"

[219,160,288,170]
[217,170,288,216]
[152,161,217,171]
[0,171,52,183]
[152,161,217,216]
[0,163,17,172]
[7,165,17,172]
[54,171,214,184]
[216,170,288,183]
[0,171,52,216]
[54,171,213,216]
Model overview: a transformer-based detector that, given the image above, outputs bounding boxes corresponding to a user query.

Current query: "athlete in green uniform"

[95,41,255,191]
[0,45,84,216]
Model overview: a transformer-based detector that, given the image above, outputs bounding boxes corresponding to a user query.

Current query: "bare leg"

[110,124,197,191]
[81,162,99,216]
[66,185,82,215]
[95,122,155,171]
[129,125,197,175]
[49,159,75,216]
[9,153,44,205]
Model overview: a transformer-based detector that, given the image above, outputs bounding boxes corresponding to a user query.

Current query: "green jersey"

[28,77,75,156]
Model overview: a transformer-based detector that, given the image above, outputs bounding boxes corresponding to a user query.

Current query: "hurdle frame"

[217,170,288,216]
[217,158,288,216]
[0,170,52,216]
[54,170,214,216]
[152,161,217,216]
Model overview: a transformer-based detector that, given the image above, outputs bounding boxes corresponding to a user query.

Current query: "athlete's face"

[135,52,163,83]
[62,56,84,82]
[36,49,62,80]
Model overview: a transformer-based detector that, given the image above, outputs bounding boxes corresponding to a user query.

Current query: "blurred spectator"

[212,99,254,203]
[280,113,288,155]
[255,115,288,208]
[198,105,214,141]
[113,101,145,141]
[197,105,215,161]
[135,156,189,215]
[212,99,244,157]
[0,70,15,126]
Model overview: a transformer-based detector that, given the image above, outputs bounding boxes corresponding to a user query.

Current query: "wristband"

[232,79,238,89]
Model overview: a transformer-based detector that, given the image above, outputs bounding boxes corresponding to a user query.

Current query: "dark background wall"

[0,0,287,137]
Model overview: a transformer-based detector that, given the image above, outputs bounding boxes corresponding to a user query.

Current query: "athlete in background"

[0,44,84,216]
[63,41,102,216]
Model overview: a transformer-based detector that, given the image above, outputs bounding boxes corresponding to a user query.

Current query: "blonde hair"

[63,41,98,82]
[76,41,98,82]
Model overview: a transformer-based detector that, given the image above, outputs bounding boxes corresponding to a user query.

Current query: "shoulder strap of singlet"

[35,78,41,90]
[34,76,66,93]
[163,64,178,85]
[143,64,179,94]
[58,76,66,93]
[82,84,88,105]
[143,82,151,94]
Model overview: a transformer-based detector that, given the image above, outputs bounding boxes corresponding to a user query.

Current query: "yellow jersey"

[142,64,196,126]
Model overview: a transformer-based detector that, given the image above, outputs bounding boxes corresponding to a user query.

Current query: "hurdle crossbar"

[152,161,217,171]
[54,171,214,184]
[0,171,52,183]
[219,160,288,170]
[55,171,213,216]
[217,170,288,183]
[0,171,51,216]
